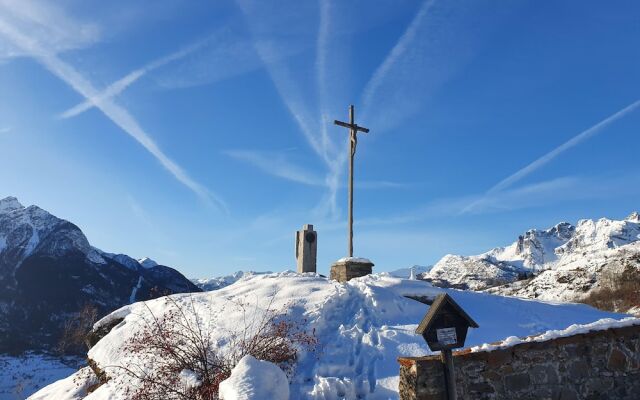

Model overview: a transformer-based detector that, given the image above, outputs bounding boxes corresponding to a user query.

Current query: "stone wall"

[398,323,640,399]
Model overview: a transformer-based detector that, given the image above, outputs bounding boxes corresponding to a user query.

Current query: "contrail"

[0,17,227,211]
[461,99,640,214]
[361,0,436,117]
[315,0,342,216]
[252,40,325,162]
[60,36,211,119]
[236,0,344,215]
[234,0,323,161]
[316,0,331,157]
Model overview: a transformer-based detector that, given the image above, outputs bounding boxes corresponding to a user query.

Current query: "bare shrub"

[582,263,640,313]
[56,303,99,355]
[111,295,317,400]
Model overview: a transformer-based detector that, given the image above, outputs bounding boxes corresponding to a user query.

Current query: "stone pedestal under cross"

[330,257,374,282]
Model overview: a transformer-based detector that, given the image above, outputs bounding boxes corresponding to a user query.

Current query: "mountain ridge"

[426,212,640,290]
[0,196,200,353]
[424,211,640,314]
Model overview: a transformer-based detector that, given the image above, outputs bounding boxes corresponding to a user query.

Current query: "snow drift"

[30,272,631,399]
[219,355,289,400]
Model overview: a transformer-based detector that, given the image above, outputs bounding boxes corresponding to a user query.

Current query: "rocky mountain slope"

[485,240,640,314]
[425,212,640,313]
[0,196,200,353]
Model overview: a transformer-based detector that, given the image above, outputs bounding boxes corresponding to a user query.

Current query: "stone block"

[530,364,559,385]
[330,258,374,282]
[565,343,589,358]
[607,348,628,372]
[568,360,590,379]
[558,387,579,400]
[486,349,511,368]
[468,382,494,394]
[504,372,530,392]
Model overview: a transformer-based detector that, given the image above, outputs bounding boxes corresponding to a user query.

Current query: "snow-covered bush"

[218,355,289,400]
[113,295,316,399]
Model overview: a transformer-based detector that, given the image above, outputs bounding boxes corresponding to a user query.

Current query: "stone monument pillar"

[296,224,317,273]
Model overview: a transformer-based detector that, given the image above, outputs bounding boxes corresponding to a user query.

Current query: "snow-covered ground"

[0,353,82,400]
[31,272,630,399]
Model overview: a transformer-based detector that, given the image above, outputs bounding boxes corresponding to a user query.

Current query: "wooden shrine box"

[416,293,479,351]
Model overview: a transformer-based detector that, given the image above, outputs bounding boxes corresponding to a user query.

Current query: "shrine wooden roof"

[416,293,479,334]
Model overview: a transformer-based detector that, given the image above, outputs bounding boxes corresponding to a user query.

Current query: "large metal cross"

[334,105,370,257]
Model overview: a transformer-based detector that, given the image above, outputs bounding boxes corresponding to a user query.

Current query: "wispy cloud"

[460,177,588,216]
[0,8,226,211]
[153,21,309,91]
[226,149,409,191]
[59,36,212,119]
[462,99,640,214]
[0,0,100,60]
[461,173,640,216]
[225,149,324,186]
[362,173,640,226]
[126,194,155,230]
[359,180,411,190]
[0,126,11,134]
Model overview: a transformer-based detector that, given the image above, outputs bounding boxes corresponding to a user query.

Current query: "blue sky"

[1,0,639,278]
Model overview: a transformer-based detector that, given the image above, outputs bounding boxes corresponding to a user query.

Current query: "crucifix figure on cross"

[334,105,370,258]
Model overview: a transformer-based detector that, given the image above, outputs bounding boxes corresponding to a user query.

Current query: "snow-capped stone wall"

[398,320,640,399]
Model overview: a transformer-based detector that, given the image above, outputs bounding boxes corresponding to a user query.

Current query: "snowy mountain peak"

[0,196,24,214]
[0,197,201,353]
[427,212,640,290]
[626,211,640,222]
[138,257,158,268]
[483,221,576,270]
[556,216,640,256]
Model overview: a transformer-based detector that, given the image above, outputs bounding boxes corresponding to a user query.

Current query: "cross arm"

[334,120,370,133]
